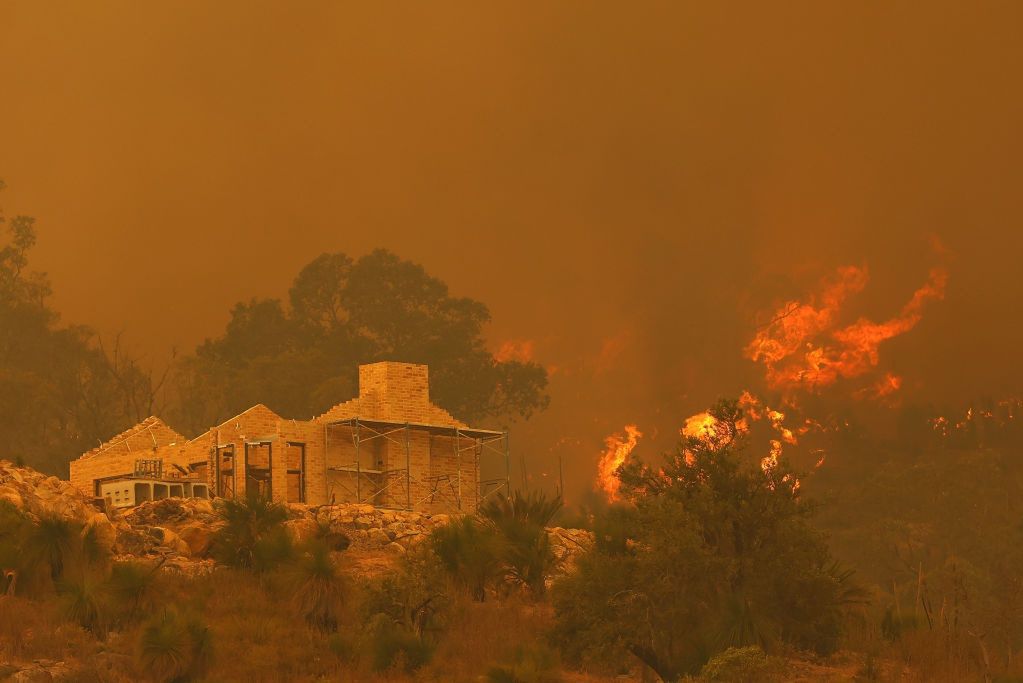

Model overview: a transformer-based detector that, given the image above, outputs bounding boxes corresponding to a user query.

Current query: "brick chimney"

[358,362,431,422]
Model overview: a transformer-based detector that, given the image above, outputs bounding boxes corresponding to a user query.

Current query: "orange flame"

[762,439,782,472]
[682,412,718,440]
[738,390,763,420]
[746,266,947,395]
[596,424,642,501]
[861,372,903,400]
[746,266,868,372]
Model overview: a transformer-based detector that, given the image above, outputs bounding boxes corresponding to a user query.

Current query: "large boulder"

[283,518,321,544]
[83,512,117,556]
[547,527,595,574]
[177,522,216,558]
[149,526,191,557]
[123,497,219,528]
[366,527,392,547]
[114,526,157,556]
[0,460,98,525]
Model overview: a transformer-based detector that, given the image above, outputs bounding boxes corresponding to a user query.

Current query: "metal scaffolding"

[323,417,509,512]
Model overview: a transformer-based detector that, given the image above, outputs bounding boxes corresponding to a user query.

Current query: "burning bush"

[551,399,865,680]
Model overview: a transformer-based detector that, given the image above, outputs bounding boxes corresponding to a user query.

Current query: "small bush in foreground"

[430,515,504,602]
[135,609,212,683]
[366,613,433,673]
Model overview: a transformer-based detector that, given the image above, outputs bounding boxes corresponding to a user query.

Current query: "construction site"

[69,361,510,514]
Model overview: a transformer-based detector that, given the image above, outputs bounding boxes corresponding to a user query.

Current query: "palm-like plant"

[136,609,212,683]
[107,560,162,622]
[80,522,112,572]
[430,516,504,601]
[480,490,563,530]
[212,492,289,570]
[57,572,108,636]
[23,514,78,581]
[480,490,563,596]
[288,540,346,630]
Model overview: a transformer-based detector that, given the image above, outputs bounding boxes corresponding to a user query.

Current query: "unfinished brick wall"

[70,418,187,496]
[70,362,497,513]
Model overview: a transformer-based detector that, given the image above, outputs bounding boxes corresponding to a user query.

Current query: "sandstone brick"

[68,362,503,515]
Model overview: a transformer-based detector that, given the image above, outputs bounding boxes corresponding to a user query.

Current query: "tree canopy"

[2,181,545,473]
[551,400,863,680]
[0,181,154,474]
[171,249,549,432]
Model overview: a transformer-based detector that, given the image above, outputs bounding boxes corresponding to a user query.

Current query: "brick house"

[69,362,509,513]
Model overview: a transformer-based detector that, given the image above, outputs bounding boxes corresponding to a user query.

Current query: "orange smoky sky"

[1,3,1022,499]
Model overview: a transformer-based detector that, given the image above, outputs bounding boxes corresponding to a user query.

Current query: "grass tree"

[135,609,212,683]
[287,540,347,631]
[480,490,563,597]
[212,492,291,571]
[430,516,505,602]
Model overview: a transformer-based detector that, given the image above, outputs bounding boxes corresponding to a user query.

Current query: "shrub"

[251,527,295,573]
[212,493,289,570]
[287,540,346,631]
[366,613,433,673]
[485,643,562,683]
[362,544,448,638]
[553,400,866,680]
[135,609,212,683]
[57,572,109,636]
[107,560,162,622]
[480,490,562,597]
[430,516,504,601]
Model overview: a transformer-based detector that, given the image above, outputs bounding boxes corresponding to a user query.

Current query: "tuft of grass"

[212,493,289,571]
[480,491,563,598]
[287,540,347,631]
[23,514,78,581]
[135,609,212,683]
[366,613,433,673]
[107,559,162,623]
[57,572,109,637]
[430,516,504,602]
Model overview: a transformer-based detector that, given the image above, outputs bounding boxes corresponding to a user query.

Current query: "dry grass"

[0,595,93,662]
[9,562,1012,683]
[419,596,556,681]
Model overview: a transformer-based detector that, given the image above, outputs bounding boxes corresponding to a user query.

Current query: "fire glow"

[596,424,642,502]
[745,265,947,396]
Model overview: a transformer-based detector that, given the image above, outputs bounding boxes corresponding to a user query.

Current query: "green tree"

[172,249,548,432]
[551,400,862,681]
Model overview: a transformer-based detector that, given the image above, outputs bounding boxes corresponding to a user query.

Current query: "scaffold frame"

[323,417,509,512]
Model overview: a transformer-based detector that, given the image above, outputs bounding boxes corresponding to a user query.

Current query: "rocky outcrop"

[1,461,594,574]
[0,658,74,682]
[0,461,101,524]
[547,526,595,575]
[0,460,119,560]
[303,503,448,550]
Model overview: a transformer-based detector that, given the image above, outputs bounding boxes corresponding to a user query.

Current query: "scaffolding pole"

[404,423,411,511]
[353,419,361,502]
[505,430,511,496]
[454,429,462,510]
